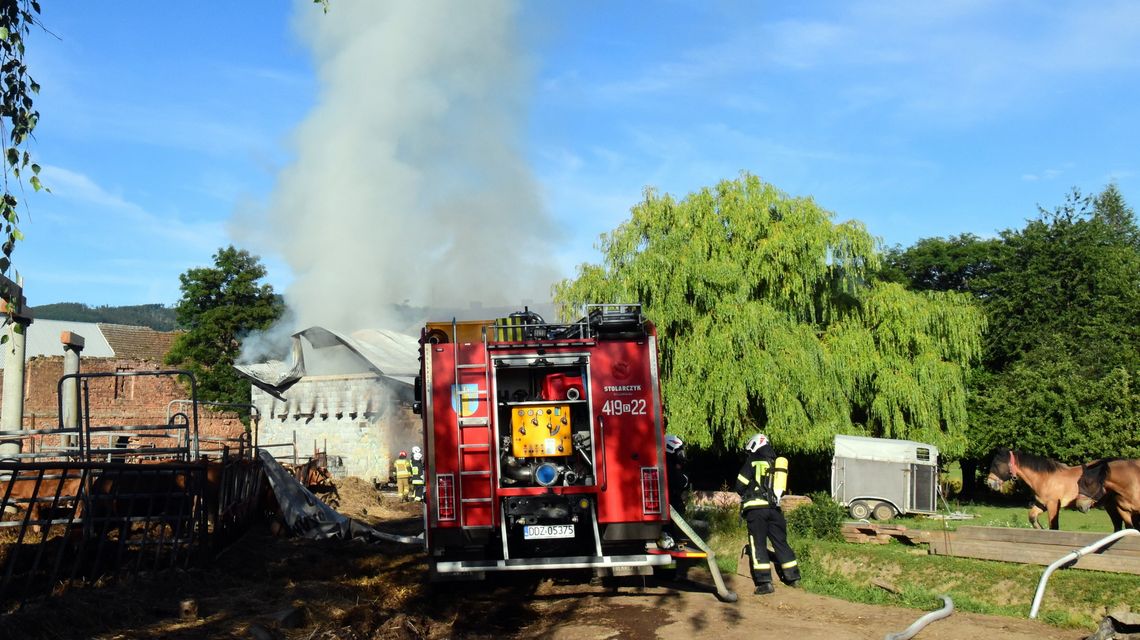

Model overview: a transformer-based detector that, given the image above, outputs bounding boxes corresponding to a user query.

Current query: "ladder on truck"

[453,319,495,529]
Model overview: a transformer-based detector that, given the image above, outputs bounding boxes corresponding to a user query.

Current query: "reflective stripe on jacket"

[735,457,774,510]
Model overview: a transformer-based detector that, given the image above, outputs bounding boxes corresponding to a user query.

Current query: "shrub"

[694,501,746,538]
[786,491,845,541]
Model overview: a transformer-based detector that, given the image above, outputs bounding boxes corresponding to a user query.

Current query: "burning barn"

[236,326,420,483]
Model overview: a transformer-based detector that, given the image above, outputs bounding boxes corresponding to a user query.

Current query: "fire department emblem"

[451,383,479,417]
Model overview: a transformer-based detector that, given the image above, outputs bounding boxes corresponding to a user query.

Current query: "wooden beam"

[929,538,1140,574]
[948,526,1140,553]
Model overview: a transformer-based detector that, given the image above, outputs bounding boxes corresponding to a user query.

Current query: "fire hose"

[669,505,738,602]
[884,596,954,640]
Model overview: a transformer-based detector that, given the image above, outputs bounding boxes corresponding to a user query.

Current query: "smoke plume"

[234,0,558,341]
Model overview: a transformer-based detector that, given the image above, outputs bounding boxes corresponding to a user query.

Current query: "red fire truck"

[413,304,677,579]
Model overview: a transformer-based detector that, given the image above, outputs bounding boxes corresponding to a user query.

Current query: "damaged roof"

[234,326,420,398]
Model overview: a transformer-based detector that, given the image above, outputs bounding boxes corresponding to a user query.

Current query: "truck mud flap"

[434,553,672,575]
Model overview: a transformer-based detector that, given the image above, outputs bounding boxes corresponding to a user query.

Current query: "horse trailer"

[830,434,940,520]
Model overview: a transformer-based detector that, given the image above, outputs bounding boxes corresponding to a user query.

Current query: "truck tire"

[872,502,897,521]
[848,500,871,520]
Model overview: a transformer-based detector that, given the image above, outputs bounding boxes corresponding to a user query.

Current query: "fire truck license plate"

[523,524,575,540]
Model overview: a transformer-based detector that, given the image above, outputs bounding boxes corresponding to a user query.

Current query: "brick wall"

[0,356,245,454]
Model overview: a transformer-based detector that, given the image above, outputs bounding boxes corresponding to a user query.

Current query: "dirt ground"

[5,477,1090,640]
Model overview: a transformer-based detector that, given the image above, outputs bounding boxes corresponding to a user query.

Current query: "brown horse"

[1075,458,1140,529]
[986,448,1123,530]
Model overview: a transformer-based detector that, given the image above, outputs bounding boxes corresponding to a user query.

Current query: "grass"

[696,500,1138,630]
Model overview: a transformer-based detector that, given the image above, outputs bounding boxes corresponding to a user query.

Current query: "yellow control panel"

[510,405,572,457]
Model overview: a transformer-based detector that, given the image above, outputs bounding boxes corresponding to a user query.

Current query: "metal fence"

[0,371,269,610]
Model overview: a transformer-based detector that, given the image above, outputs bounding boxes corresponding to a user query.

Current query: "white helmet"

[412,446,422,455]
[664,434,684,454]
[411,445,423,460]
[745,433,769,453]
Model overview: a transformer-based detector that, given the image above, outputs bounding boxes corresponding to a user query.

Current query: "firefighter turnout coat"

[734,443,801,589]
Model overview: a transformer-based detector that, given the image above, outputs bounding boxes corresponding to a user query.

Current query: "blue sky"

[14,1,1139,320]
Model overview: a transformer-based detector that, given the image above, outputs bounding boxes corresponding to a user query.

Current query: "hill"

[30,302,178,331]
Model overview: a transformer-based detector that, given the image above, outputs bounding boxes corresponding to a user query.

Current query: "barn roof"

[234,326,419,398]
[0,319,178,369]
[96,323,179,361]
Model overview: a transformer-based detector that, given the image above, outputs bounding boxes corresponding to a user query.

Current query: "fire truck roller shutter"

[495,317,521,342]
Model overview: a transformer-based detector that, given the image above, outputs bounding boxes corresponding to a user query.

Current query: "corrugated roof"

[97,323,179,362]
[234,326,419,394]
[0,319,114,369]
[0,319,178,369]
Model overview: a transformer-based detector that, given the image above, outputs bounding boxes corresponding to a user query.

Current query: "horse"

[985,447,1123,530]
[1075,458,1140,529]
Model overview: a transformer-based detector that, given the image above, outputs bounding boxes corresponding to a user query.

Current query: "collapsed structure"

[236,327,420,482]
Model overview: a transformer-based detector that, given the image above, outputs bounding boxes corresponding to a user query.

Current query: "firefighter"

[410,445,425,502]
[394,450,413,501]
[658,434,688,550]
[735,433,801,595]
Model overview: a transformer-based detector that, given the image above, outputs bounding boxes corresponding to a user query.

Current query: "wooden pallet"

[842,523,931,545]
[928,526,1140,575]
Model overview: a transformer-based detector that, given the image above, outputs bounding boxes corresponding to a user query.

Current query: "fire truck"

[414,304,690,580]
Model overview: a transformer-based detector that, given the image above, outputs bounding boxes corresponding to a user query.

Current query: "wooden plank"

[929,538,1140,574]
[931,529,1140,559]
[950,526,1140,553]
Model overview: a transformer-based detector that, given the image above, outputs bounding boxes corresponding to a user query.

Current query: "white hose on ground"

[1029,528,1140,619]
[884,596,954,640]
[669,505,738,603]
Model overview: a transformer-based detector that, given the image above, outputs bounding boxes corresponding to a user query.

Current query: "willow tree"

[554,174,985,456]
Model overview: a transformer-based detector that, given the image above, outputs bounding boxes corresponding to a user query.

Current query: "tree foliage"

[166,247,283,407]
[967,186,1140,461]
[879,233,1001,294]
[32,302,177,330]
[554,174,984,455]
[0,0,43,280]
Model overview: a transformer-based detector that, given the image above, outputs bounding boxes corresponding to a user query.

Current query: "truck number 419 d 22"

[601,398,647,416]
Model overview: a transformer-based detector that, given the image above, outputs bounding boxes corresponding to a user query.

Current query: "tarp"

[258,449,421,545]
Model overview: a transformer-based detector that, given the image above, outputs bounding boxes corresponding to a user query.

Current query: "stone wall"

[251,373,420,482]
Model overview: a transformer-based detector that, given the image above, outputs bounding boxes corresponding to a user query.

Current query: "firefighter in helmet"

[658,434,689,550]
[735,433,800,595]
[394,450,413,501]
[410,445,425,502]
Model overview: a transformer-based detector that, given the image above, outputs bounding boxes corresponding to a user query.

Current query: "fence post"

[61,332,85,452]
[0,303,31,467]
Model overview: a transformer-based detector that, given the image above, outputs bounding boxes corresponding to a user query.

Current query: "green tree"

[554,174,985,455]
[878,233,1003,492]
[166,246,283,407]
[969,186,1140,461]
[879,234,1001,294]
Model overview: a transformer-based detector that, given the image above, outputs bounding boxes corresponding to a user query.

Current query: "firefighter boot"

[754,583,775,595]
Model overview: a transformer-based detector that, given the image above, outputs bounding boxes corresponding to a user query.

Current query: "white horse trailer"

[830,434,940,520]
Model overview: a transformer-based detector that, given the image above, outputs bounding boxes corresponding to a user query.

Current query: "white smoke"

[234,0,558,342]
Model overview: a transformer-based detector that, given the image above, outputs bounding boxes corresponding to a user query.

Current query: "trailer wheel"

[871,502,897,521]
[848,500,871,520]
